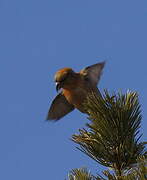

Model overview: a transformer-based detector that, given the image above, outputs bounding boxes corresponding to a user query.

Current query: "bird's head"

[54,68,76,92]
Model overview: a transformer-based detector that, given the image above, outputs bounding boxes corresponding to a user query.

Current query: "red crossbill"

[47,62,105,120]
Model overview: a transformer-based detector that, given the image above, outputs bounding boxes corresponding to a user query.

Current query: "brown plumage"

[47,62,105,120]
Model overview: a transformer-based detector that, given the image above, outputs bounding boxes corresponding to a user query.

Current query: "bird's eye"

[60,77,66,82]
[59,73,69,83]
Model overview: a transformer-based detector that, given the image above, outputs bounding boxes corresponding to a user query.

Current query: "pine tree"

[67,90,147,180]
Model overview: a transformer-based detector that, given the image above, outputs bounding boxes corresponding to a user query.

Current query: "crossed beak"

[56,82,61,92]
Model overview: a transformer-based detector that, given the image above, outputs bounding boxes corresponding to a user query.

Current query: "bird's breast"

[62,88,87,113]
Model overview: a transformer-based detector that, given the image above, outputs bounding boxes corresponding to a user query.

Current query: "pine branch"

[67,167,96,180]
[72,90,146,176]
[97,155,147,180]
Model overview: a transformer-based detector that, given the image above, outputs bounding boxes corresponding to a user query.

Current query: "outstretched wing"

[80,61,105,86]
[46,93,75,121]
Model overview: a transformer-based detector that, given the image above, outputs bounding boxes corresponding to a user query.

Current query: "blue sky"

[0,0,147,179]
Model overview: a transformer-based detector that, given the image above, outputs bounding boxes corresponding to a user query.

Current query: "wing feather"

[46,93,74,121]
[80,61,105,86]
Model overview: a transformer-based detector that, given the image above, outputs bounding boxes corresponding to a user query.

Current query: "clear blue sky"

[0,0,147,179]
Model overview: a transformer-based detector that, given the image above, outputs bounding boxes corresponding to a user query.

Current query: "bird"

[46,61,105,121]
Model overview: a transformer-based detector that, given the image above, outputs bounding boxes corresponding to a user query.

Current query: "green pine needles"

[69,90,146,179]
[68,168,94,180]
